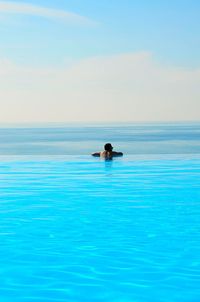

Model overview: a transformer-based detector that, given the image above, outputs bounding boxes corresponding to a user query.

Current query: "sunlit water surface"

[0,124,200,301]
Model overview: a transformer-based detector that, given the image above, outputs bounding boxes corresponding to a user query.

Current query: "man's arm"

[112,151,123,157]
[91,152,100,157]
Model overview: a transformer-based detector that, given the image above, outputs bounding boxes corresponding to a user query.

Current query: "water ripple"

[0,158,200,301]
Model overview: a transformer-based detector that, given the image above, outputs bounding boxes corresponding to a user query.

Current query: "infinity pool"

[0,155,200,301]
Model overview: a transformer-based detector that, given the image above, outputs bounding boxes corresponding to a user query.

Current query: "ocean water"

[0,123,200,302]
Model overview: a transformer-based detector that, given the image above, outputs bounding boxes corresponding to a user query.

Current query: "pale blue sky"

[0,0,200,122]
[1,0,200,67]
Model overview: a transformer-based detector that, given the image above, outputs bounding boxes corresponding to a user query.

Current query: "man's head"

[104,143,113,152]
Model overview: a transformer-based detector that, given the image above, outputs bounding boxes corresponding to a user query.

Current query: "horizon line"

[0,120,199,128]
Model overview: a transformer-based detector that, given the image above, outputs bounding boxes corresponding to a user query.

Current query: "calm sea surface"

[0,123,200,301]
[0,122,199,156]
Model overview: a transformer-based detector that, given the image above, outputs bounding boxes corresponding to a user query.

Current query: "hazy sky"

[0,0,200,123]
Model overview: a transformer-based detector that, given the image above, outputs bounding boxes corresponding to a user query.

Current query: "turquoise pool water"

[0,124,200,301]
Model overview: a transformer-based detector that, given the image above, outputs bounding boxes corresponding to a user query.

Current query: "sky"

[0,0,200,123]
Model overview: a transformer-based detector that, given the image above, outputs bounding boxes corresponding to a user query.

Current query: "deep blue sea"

[0,123,200,302]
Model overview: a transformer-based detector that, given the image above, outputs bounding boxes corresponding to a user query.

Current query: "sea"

[0,122,199,302]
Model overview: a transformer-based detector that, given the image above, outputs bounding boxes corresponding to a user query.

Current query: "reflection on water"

[104,158,113,176]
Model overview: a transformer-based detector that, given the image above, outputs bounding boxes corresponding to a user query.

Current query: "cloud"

[0,52,200,123]
[0,1,93,25]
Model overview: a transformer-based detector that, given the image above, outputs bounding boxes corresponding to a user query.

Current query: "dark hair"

[104,143,113,151]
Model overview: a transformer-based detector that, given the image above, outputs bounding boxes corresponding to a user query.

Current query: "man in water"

[92,143,123,159]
